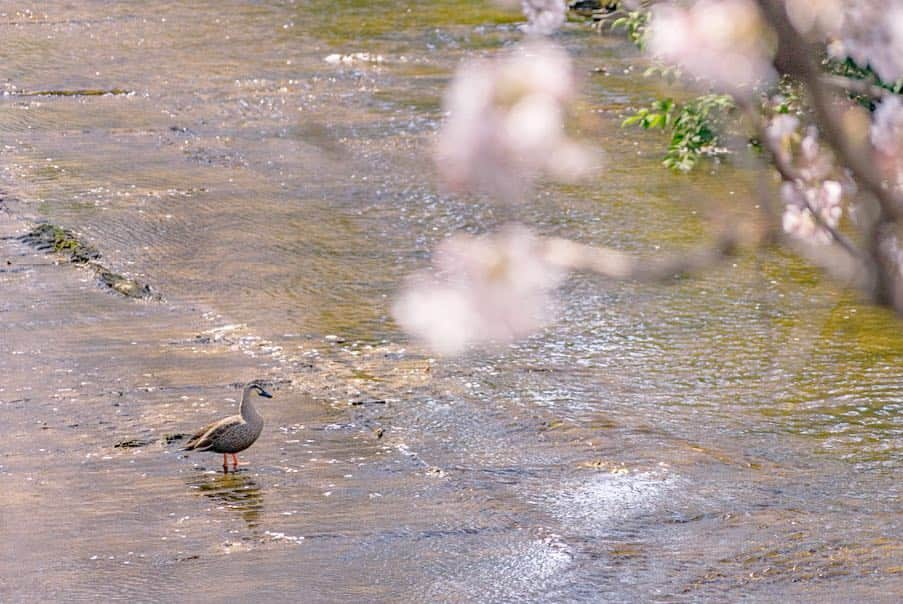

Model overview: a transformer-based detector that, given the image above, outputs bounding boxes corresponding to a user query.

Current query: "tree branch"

[542,232,739,282]
[758,0,903,308]
[758,0,903,222]
[744,108,863,261]
[820,74,895,101]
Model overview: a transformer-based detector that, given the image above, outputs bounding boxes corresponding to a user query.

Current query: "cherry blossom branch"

[742,107,863,260]
[820,74,896,101]
[542,232,739,281]
[758,0,903,308]
[758,0,903,222]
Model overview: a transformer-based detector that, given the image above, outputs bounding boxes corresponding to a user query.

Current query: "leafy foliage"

[607,10,649,48]
[623,94,735,171]
[606,6,735,172]
[824,57,903,94]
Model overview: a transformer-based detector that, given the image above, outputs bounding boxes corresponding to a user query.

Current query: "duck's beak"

[259,389,273,398]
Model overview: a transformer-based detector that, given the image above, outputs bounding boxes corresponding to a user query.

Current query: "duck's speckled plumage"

[184,382,270,464]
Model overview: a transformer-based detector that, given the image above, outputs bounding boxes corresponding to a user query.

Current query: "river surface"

[0,2,900,602]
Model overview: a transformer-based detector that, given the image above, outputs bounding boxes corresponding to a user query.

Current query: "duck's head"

[244,381,274,399]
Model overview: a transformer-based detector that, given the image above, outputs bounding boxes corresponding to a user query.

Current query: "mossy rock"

[19,222,159,300]
[98,269,156,299]
[114,438,151,448]
[18,223,100,263]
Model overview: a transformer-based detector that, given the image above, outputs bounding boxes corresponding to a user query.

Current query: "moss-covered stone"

[19,223,100,263]
[98,269,154,299]
[18,222,159,300]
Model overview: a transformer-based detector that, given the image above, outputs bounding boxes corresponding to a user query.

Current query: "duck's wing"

[183,415,242,451]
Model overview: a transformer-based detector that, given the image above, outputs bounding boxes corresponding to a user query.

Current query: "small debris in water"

[323,52,385,65]
[114,438,150,448]
[577,459,630,474]
[350,398,386,406]
[265,530,305,544]
[14,88,132,97]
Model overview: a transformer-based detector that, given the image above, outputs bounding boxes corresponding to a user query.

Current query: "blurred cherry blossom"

[870,96,903,189]
[521,0,567,35]
[392,225,565,355]
[796,126,834,183]
[765,114,800,163]
[435,40,594,202]
[766,120,850,245]
[784,0,844,36]
[495,0,567,35]
[646,0,776,93]
[827,3,903,83]
[781,179,844,244]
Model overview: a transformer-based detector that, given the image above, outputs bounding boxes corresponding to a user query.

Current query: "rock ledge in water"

[18,222,160,300]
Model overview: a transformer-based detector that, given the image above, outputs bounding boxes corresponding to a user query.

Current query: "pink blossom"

[521,0,567,35]
[765,114,800,163]
[871,97,903,157]
[647,0,775,93]
[797,127,833,183]
[784,0,844,36]
[870,96,903,189]
[392,225,565,355]
[772,122,849,245]
[781,179,844,245]
[435,41,594,202]
[829,3,903,84]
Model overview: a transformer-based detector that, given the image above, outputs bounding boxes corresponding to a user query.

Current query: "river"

[0,1,900,601]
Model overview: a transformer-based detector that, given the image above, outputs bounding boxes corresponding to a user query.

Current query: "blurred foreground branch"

[542,232,739,281]
[758,0,903,309]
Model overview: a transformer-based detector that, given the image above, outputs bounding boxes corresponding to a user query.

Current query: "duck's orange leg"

[231,453,239,469]
[222,453,228,472]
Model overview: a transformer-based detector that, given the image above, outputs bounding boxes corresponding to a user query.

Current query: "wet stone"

[18,223,100,263]
[17,222,159,300]
[97,269,155,300]
[113,438,151,448]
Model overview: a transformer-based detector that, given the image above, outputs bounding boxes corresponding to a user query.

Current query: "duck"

[184,381,271,471]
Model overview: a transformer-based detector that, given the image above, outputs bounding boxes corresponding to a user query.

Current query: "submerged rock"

[114,438,151,448]
[19,223,100,263]
[98,269,154,299]
[568,0,618,19]
[18,222,159,300]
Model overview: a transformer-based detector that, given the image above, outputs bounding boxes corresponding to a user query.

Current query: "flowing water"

[0,2,900,601]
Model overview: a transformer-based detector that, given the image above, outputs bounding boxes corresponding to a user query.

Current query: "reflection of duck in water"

[190,472,263,527]
[184,382,271,472]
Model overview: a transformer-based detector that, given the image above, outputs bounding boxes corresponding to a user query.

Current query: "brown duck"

[184,382,271,471]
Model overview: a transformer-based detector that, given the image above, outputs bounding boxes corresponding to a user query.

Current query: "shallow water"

[1,2,900,602]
